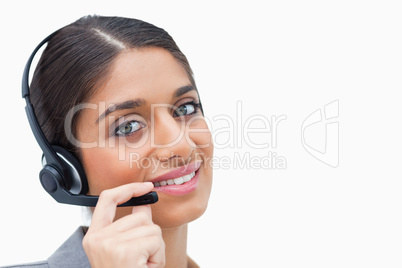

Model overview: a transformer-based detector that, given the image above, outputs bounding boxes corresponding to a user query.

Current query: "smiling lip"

[150,161,202,196]
[150,161,202,183]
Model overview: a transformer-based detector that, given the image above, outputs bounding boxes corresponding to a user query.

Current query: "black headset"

[22,30,157,207]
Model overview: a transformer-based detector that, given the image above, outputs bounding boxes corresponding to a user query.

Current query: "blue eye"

[174,101,200,117]
[115,121,144,136]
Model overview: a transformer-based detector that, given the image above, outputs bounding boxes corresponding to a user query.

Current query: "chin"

[153,198,209,229]
[152,176,212,229]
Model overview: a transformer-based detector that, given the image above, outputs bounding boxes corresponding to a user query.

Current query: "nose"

[151,110,194,164]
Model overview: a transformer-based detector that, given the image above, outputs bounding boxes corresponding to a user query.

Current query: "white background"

[1,1,401,267]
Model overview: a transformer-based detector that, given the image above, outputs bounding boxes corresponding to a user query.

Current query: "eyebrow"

[96,85,195,123]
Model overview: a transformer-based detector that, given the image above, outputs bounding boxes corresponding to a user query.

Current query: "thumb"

[132,204,152,220]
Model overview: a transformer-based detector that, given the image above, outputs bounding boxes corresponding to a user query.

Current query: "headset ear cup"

[52,145,88,195]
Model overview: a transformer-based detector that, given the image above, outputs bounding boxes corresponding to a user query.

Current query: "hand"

[82,182,165,268]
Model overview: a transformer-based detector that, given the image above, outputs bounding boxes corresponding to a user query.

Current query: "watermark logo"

[301,100,339,167]
[129,151,287,171]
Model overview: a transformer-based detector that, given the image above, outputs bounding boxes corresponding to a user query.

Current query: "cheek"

[188,118,214,157]
[80,146,147,195]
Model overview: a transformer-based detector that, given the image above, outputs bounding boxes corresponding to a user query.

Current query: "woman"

[7,15,213,268]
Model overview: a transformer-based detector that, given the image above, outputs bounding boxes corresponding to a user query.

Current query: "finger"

[90,182,154,231]
[104,210,153,234]
[145,236,166,268]
[109,235,165,268]
[132,204,152,220]
[133,236,165,267]
[111,224,162,244]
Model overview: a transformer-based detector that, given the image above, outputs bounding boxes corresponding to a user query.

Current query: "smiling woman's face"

[75,47,213,228]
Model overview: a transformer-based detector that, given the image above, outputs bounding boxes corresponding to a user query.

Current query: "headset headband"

[22,30,69,184]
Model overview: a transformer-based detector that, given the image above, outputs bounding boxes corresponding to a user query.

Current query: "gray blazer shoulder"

[1,227,91,268]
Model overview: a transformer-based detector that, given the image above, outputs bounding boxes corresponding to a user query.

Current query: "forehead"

[91,47,191,105]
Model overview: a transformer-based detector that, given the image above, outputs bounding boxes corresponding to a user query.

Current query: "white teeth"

[184,172,195,182]
[153,171,197,187]
[174,177,184,185]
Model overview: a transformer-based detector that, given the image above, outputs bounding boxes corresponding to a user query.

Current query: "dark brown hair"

[30,15,202,155]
